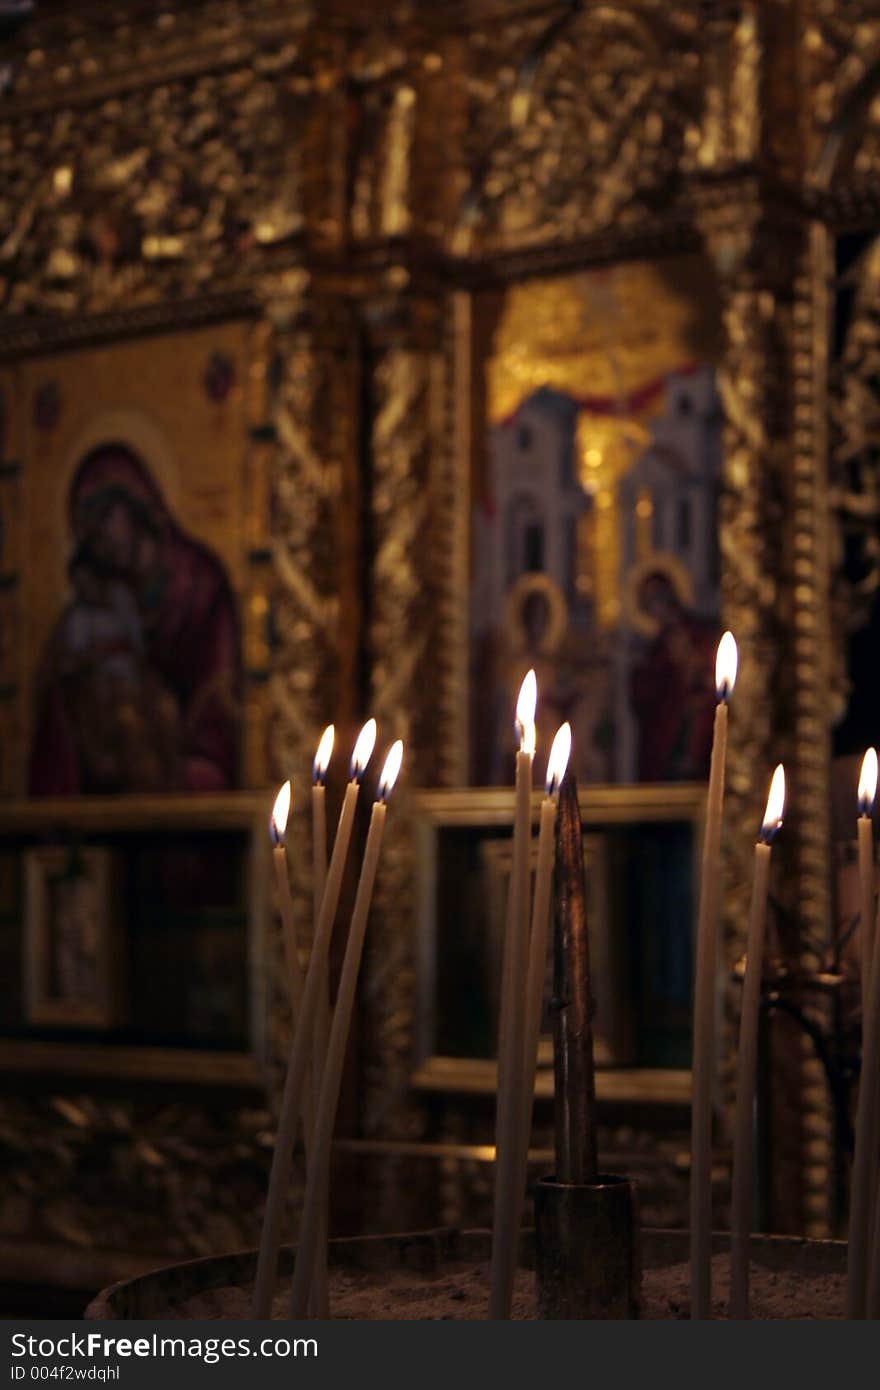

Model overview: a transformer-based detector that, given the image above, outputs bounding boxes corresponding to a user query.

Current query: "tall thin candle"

[269,783,299,998]
[552,767,598,1185]
[856,748,877,1012]
[847,804,880,1318]
[290,742,404,1317]
[500,723,572,1309]
[269,780,320,1319]
[729,764,785,1319]
[310,725,334,1320]
[690,629,737,1321]
[489,669,537,1320]
[310,722,335,1317]
[252,718,377,1319]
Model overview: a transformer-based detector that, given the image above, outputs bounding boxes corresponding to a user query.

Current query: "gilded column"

[360,292,445,1221]
[261,273,355,1078]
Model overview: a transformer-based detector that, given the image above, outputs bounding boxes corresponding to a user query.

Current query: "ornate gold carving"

[697,6,762,172]
[0,0,855,1255]
[829,234,880,696]
[695,185,835,1235]
[380,87,416,239]
[0,41,310,321]
[264,284,349,1098]
[804,2,880,187]
[361,331,443,1194]
[0,1,311,109]
[456,3,703,253]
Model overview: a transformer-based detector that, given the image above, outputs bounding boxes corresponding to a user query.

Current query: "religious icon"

[468,256,723,785]
[625,556,717,782]
[28,442,242,795]
[24,845,123,1029]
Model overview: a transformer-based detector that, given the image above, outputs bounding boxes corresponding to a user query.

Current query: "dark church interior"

[1,0,880,1323]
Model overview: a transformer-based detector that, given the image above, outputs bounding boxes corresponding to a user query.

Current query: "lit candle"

[312,725,334,923]
[269,779,320,1319]
[857,748,877,1012]
[269,781,299,1002]
[290,741,404,1317]
[310,725,334,1320]
[252,718,377,1319]
[847,778,880,1318]
[498,723,572,1312]
[489,669,537,1320]
[729,764,785,1320]
[690,629,737,1321]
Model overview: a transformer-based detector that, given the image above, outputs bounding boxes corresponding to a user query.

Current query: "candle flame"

[715,630,738,701]
[350,718,377,781]
[516,669,537,753]
[858,747,878,816]
[760,764,785,843]
[270,780,292,846]
[545,722,572,797]
[377,740,404,801]
[313,724,335,785]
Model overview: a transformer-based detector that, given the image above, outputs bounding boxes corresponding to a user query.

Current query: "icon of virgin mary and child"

[29,444,242,795]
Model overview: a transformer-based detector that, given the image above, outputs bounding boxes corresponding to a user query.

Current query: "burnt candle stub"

[552,768,598,1185]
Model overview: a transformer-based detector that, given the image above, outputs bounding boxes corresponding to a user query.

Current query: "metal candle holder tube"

[534,771,641,1318]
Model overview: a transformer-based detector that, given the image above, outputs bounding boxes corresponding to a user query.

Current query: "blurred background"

[0,0,876,1314]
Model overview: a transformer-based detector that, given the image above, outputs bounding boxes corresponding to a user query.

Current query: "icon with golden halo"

[625,553,696,639]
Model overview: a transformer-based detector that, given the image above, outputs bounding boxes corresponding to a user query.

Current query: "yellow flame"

[378,740,404,800]
[350,718,378,780]
[271,780,292,840]
[516,669,537,752]
[761,764,785,838]
[715,630,738,699]
[859,747,878,814]
[313,724,335,782]
[545,723,572,795]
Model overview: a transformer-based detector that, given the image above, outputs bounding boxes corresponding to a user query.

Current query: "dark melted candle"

[551,769,598,1185]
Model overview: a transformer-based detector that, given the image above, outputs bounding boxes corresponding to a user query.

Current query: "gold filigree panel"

[263,281,355,1102]
[0,0,312,106]
[0,39,314,318]
[361,332,445,1202]
[803,1,880,186]
[456,3,704,253]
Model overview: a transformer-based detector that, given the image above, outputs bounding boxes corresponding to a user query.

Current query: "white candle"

[690,629,737,1321]
[857,748,877,1013]
[252,718,377,1319]
[729,764,785,1320]
[310,725,334,1320]
[270,783,298,996]
[290,742,404,1317]
[489,669,537,1320]
[270,781,322,1318]
[867,1010,880,1316]
[500,723,572,1313]
[848,786,880,1318]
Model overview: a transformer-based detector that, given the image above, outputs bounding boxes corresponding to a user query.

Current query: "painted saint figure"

[30,443,241,794]
[629,567,717,783]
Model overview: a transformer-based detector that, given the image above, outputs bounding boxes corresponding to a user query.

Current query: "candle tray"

[86,1227,847,1320]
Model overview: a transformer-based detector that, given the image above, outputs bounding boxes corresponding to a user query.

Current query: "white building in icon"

[614,364,722,781]
[472,387,589,642]
[618,365,721,617]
